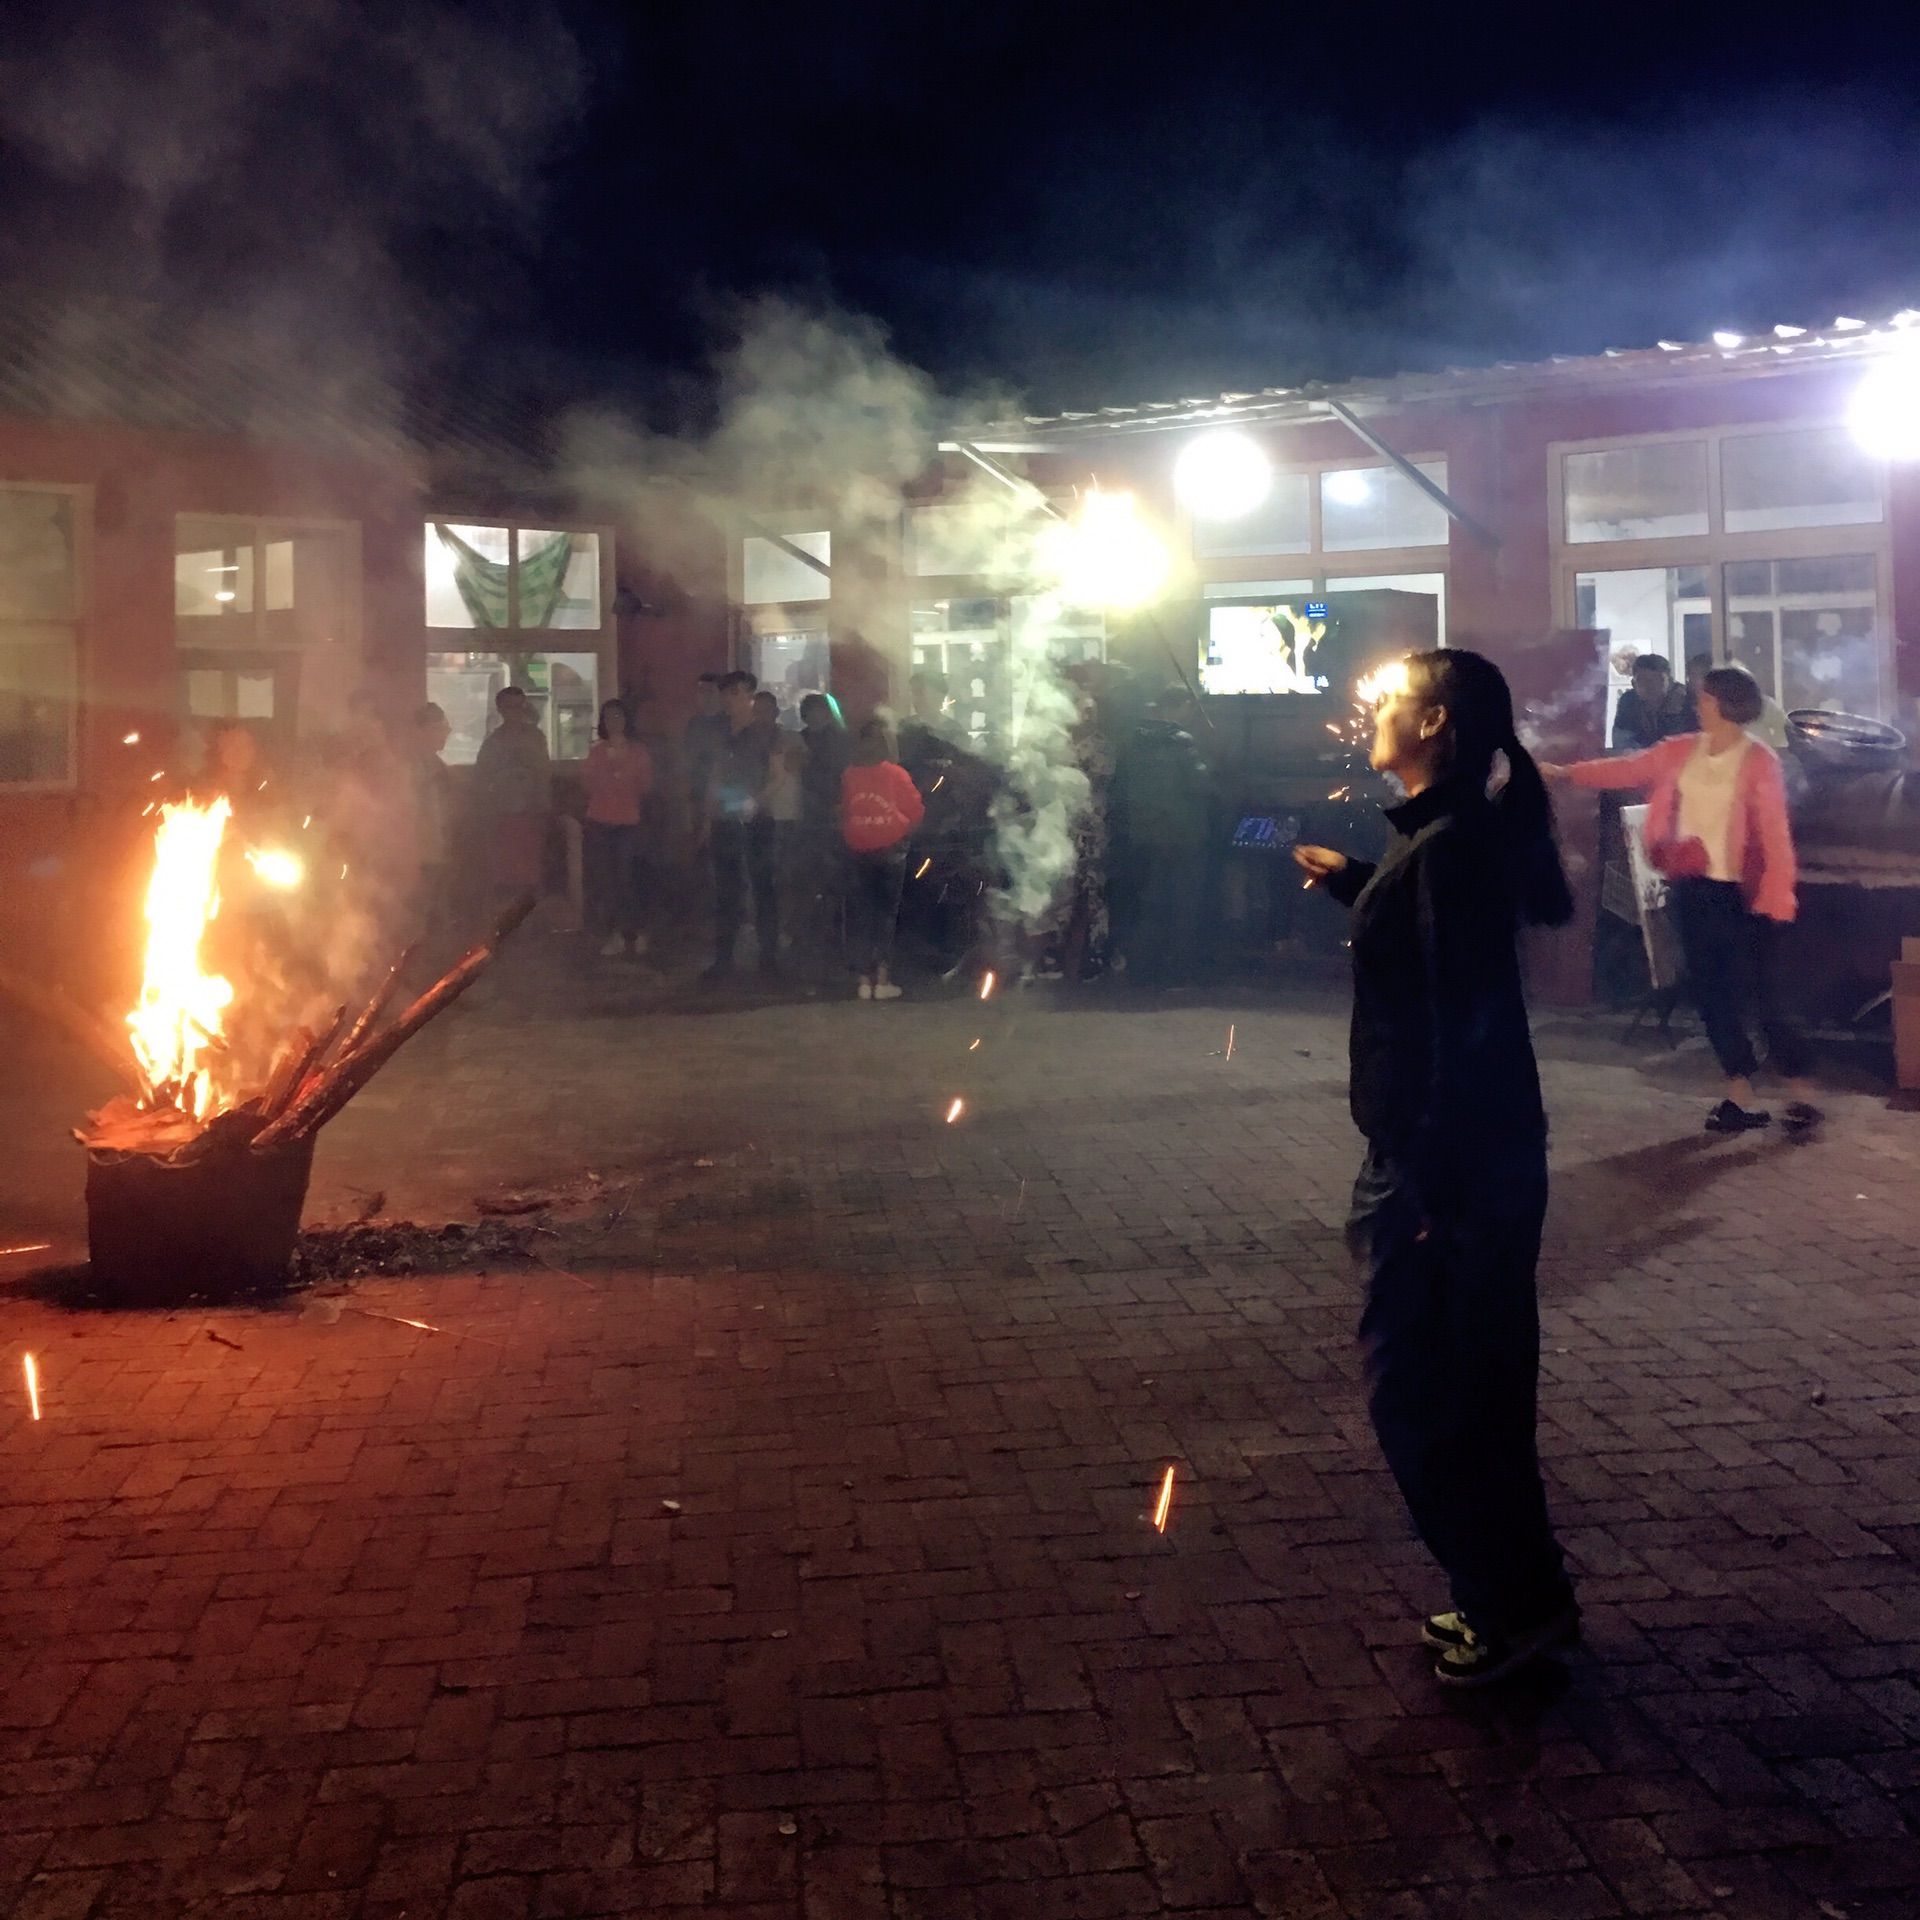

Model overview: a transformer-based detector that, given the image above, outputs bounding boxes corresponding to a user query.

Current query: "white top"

[1676,735,1751,882]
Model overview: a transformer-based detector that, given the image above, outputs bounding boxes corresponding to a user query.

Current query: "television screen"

[1201,602,1335,696]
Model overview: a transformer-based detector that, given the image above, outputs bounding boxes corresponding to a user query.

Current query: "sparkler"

[1152,1464,1175,1532]
[23,1354,40,1422]
[244,848,305,890]
[945,1097,965,1124]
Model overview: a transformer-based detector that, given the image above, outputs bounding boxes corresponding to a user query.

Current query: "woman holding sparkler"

[1294,649,1579,1687]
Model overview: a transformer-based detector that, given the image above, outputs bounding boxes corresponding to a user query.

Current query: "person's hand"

[1292,844,1348,887]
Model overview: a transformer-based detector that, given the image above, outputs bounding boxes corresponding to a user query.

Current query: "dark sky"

[4,0,1919,420]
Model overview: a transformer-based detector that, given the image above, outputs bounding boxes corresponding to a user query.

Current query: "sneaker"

[1431,1606,1581,1689]
[599,935,627,958]
[1782,1101,1823,1136]
[1706,1099,1771,1134]
[857,978,873,1000]
[872,981,902,1000]
[1422,1602,1579,1655]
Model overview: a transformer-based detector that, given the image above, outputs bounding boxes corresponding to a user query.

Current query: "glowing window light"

[1172,430,1272,522]
[1322,469,1373,507]
[1848,348,1920,461]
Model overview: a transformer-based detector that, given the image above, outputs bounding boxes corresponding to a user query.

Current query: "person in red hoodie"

[840,717,925,1000]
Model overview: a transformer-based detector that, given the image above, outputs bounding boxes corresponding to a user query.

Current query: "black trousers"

[583,821,642,940]
[849,849,907,976]
[1124,844,1202,986]
[710,817,778,966]
[1670,878,1809,1082]
[1346,1144,1573,1639]
[789,824,847,981]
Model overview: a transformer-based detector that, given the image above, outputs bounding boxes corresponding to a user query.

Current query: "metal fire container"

[85,1135,316,1307]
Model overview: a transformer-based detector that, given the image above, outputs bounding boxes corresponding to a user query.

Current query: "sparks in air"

[968,1037,981,1051]
[979,971,995,1001]
[1353,659,1410,709]
[1152,1464,1175,1532]
[122,731,140,745]
[914,857,932,880]
[1225,1024,1235,1062]
[945,1097,965,1125]
[22,1354,40,1422]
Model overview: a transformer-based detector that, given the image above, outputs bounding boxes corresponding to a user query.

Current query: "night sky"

[3,0,1918,420]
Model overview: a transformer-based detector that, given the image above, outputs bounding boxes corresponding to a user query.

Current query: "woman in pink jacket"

[1546,664,1818,1136]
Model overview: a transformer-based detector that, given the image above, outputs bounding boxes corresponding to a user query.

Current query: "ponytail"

[1403,649,1574,929]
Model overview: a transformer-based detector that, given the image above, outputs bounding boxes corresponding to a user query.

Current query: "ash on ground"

[294,1218,539,1283]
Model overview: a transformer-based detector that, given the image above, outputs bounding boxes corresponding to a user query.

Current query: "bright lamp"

[1850,348,1920,461]
[1173,430,1272,522]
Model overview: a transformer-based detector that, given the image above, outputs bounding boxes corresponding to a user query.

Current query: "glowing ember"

[1353,658,1411,709]
[126,797,236,1121]
[1152,1464,1175,1532]
[979,970,996,1001]
[914,857,932,879]
[945,1097,965,1124]
[968,1037,981,1051]
[122,731,140,745]
[0,1243,51,1257]
[244,847,305,890]
[23,1353,40,1422]
[1225,1024,1235,1062]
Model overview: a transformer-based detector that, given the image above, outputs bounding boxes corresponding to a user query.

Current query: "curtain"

[433,525,573,629]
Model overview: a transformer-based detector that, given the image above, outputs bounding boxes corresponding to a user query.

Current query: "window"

[742,530,829,604]
[1724,554,1880,714]
[749,616,830,715]
[1558,425,1895,719]
[426,650,599,766]
[1721,427,1881,533]
[907,596,1106,749]
[1193,472,1312,558]
[423,522,605,630]
[1575,567,1711,740]
[1565,442,1710,543]
[0,487,80,786]
[1321,463,1450,551]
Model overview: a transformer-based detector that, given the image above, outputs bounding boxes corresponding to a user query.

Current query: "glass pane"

[1722,427,1881,533]
[426,649,599,764]
[1193,470,1312,558]
[0,492,77,621]
[263,540,294,611]
[749,621,831,713]
[743,530,830,604]
[517,529,601,629]
[0,631,76,784]
[425,522,509,629]
[175,519,255,617]
[1321,463,1449,551]
[1565,442,1708,542]
[1577,566,1712,743]
[910,599,1008,747]
[1724,556,1882,716]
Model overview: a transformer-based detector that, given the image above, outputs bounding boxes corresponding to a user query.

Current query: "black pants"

[849,850,907,977]
[583,821,643,941]
[710,817,778,967]
[1346,1145,1573,1639]
[789,824,847,982]
[1670,878,1809,1082]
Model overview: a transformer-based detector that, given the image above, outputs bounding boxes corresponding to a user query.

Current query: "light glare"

[1173,430,1272,522]
[1041,491,1170,611]
[1849,349,1920,461]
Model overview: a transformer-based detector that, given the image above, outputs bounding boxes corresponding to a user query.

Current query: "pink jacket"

[1566,734,1798,922]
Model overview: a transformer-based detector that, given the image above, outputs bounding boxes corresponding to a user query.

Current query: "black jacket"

[1111,719,1210,850]
[1325,777,1546,1193]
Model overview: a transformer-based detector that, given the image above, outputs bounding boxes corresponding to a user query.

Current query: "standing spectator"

[473,685,551,905]
[1689,651,1788,750]
[681,672,728,837]
[410,702,454,936]
[1547,663,1818,1136]
[841,718,924,1000]
[1109,686,1212,988]
[792,691,851,987]
[583,698,654,958]
[1294,648,1579,1687]
[1611,654,1690,751]
[704,669,778,981]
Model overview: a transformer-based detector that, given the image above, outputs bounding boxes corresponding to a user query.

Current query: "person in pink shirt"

[582,699,654,958]
[1545,664,1818,1136]
[840,718,925,1000]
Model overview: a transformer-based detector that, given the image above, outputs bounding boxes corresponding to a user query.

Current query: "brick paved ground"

[1,946,1918,1918]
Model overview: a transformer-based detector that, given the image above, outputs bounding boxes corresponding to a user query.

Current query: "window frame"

[422,516,613,636]
[175,512,363,646]
[0,478,90,794]
[1550,422,1895,716]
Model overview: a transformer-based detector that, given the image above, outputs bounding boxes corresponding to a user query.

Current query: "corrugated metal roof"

[1001,310,1920,440]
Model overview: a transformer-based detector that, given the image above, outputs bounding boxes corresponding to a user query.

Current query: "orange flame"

[23,1353,40,1422]
[126,798,236,1120]
[1152,1464,1175,1532]
[1353,659,1410,709]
